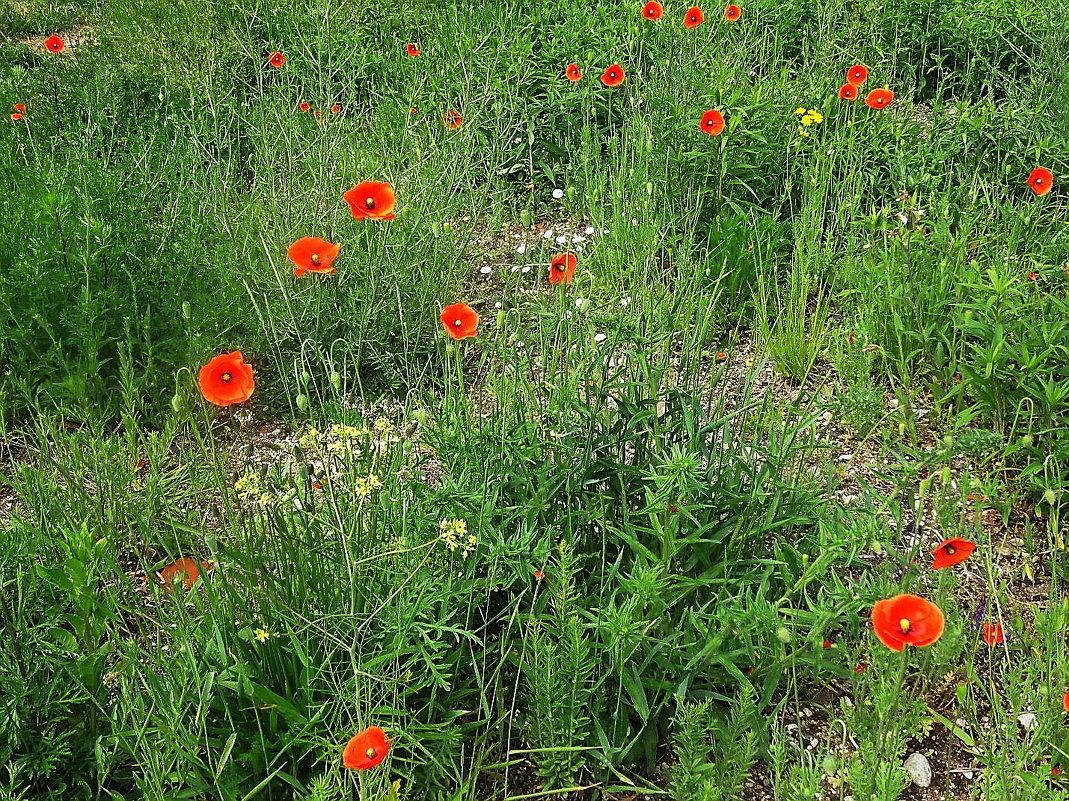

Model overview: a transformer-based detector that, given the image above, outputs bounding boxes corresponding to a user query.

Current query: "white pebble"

[585,226,595,235]
[516,243,526,255]
[552,188,564,199]
[479,265,492,274]
[904,753,932,788]
[521,266,531,273]
[594,333,607,343]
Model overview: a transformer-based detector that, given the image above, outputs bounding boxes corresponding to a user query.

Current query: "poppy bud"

[943,435,954,448]
[301,371,311,386]
[775,627,791,643]
[567,186,577,203]
[296,393,310,412]
[941,467,952,486]
[898,423,905,436]
[1045,489,1057,505]
[1020,434,1034,448]
[171,392,185,414]
[520,209,532,227]
[330,372,342,393]
[496,310,505,329]
[964,309,973,320]
[181,301,191,320]
[432,221,442,238]
[645,182,653,197]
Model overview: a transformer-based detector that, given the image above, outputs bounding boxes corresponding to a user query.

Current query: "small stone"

[904,752,932,788]
[479,265,492,274]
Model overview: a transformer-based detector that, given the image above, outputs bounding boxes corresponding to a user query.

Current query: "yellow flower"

[794,107,806,115]
[254,628,272,643]
[800,115,814,126]
[808,110,824,123]
[798,128,811,138]
[439,519,472,554]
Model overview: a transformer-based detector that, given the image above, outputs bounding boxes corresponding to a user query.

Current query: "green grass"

[1,0,1068,798]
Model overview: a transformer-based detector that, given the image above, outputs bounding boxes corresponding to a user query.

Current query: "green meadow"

[1,0,1068,799]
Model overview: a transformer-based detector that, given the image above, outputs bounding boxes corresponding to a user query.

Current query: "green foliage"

[667,689,760,801]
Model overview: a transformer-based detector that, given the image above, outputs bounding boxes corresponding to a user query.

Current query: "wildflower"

[1027,271,1039,280]
[268,52,285,68]
[10,113,23,121]
[343,181,396,221]
[822,639,833,649]
[854,662,869,673]
[552,188,565,199]
[1027,167,1054,197]
[406,43,420,57]
[871,594,945,652]
[440,302,479,340]
[342,726,390,770]
[299,102,311,112]
[981,621,1005,646]
[439,519,476,556]
[254,628,272,642]
[44,34,65,53]
[534,569,545,581]
[353,474,384,499]
[932,537,976,570]
[566,63,582,82]
[716,351,726,360]
[158,557,212,592]
[683,6,705,27]
[794,108,806,115]
[838,84,858,101]
[331,104,341,113]
[642,1,664,19]
[1063,691,1069,713]
[800,109,823,125]
[700,109,725,136]
[601,64,625,87]
[864,88,894,109]
[724,4,741,21]
[13,103,25,113]
[847,65,868,86]
[972,596,987,631]
[199,351,255,406]
[443,109,463,129]
[288,237,341,277]
[549,253,578,285]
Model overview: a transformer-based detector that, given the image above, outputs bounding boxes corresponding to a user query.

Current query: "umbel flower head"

[342,726,390,770]
[199,351,255,406]
[871,594,945,652]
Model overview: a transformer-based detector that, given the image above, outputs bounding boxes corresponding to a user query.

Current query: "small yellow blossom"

[439,519,475,556]
[354,473,384,499]
[254,628,272,642]
[808,110,823,123]
[794,107,806,115]
[798,128,810,138]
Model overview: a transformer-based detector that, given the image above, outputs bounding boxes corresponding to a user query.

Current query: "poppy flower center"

[365,747,377,759]
[554,263,564,271]
[945,545,955,555]
[311,254,320,265]
[899,618,911,634]
[365,198,376,209]
[454,319,462,327]
[221,372,232,382]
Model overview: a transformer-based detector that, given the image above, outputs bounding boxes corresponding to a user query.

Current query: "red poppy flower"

[716,351,726,360]
[822,639,833,649]
[724,4,741,21]
[931,537,976,570]
[330,104,341,114]
[1027,167,1054,197]
[199,351,255,406]
[643,1,664,19]
[601,64,625,87]
[864,88,894,109]
[44,34,65,53]
[684,6,705,28]
[1063,690,1069,713]
[10,113,23,121]
[871,594,945,652]
[838,84,858,101]
[299,102,311,112]
[1027,271,1039,280]
[854,662,869,673]
[268,52,285,68]
[440,302,479,340]
[699,109,725,136]
[1054,767,1062,776]
[981,621,1005,646]
[410,107,417,115]
[158,557,213,592]
[13,103,25,113]
[342,726,390,770]
[846,65,868,86]
[406,43,420,57]
[443,109,463,130]
[566,63,582,82]
[549,253,578,285]
[534,569,545,581]
[288,237,341,277]
[343,181,396,221]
